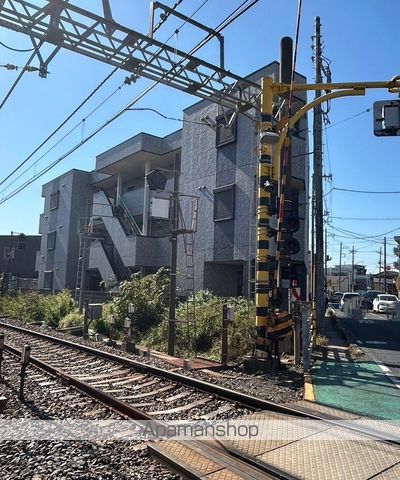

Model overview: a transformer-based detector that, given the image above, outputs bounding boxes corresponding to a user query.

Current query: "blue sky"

[0,0,399,273]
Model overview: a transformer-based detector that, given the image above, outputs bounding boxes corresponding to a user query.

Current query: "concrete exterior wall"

[92,188,170,268]
[89,240,116,284]
[36,63,309,298]
[177,63,309,298]
[37,169,92,290]
[96,130,181,171]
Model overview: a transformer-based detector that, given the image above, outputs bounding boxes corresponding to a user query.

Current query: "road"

[337,309,400,388]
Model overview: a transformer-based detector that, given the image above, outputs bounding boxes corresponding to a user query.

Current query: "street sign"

[291,287,301,302]
[373,100,400,136]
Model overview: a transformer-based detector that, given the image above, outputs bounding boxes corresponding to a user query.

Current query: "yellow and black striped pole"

[255,76,275,359]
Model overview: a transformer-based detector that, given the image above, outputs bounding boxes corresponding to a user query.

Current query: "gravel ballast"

[0,318,304,404]
[0,348,181,479]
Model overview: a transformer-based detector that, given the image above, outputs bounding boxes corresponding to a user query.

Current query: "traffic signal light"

[280,214,300,256]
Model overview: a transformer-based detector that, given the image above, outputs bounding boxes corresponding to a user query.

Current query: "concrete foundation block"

[243,357,271,373]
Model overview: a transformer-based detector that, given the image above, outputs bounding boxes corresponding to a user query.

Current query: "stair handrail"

[116,194,142,236]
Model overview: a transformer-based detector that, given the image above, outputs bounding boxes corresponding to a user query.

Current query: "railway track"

[1,320,400,480]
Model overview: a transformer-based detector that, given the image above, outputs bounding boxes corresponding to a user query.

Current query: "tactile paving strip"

[224,411,332,456]
[373,462,400,479]
[287,400,362,419]
[258,427,400,480]
[156,440,223,476]
[205,469,247,480]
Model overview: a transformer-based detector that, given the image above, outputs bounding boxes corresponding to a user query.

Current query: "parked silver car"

[372,294,399,313]
[339,292,360,311]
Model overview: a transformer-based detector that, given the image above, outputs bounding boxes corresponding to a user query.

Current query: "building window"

[43,271,53,290]
[213,184,235,221]
[50,191,59,210]
[47,231,56,250]
[216,113,237,147]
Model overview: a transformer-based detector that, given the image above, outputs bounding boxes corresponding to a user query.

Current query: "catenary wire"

[0,0,258,205]
[0,42,42,111]
[0,84,123,196]
[0,66,120,190]
[0,0,189,193]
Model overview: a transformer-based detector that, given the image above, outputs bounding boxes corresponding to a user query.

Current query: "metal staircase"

[114,194,142,236]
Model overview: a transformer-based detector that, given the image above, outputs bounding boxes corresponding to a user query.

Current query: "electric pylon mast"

[0,0,260,114]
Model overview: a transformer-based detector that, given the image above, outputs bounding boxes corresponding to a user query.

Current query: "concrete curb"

[334,315,364,357]
[303,373,315,401]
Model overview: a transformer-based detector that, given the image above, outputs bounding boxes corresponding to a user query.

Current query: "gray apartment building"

[0,234,41,278]
[36,62,309,299]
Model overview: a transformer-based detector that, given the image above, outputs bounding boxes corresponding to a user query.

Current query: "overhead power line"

[0,42,42,111]
[126,107,207,126]
[0,66,120,189]
[0,39,35,52]
[328,222,400,241]
[0,0,259,205]
[325,108,371,130]
[332,216,400,221]
[0,0,192,190]
[334,187,400,194]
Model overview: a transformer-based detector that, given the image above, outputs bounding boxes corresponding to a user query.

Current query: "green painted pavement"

[312,356,400,420]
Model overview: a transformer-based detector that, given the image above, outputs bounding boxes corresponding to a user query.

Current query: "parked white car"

[339,292,360,311]
[372,294,399,313]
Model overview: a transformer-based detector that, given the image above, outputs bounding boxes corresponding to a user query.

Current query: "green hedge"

[0,290,76,328]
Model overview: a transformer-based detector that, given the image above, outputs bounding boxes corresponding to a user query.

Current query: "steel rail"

[3,339,294,480]
[0,320,301,415]
[1,320,399,446]
[3,342,154,421]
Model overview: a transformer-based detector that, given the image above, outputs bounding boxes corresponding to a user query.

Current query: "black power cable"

[0,0,189,190]
[0,43,42,112]
[0,66,119,189]
[0,40,35,52]
[0,0,260,205]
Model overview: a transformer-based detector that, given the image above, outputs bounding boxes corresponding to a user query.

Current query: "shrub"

[0,290,76,328]
[92,317,110,336]
[101,268,170,340]
[59,310,84,329]
[143,290,256,360]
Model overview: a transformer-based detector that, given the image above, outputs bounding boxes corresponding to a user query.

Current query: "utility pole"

[384,236,387,293]
[351,246,355,291]
[324,228,328,293]
[379,248,382,291]
[167,153,180,356]
[78,235,88,311]
[338,242,342,291]
[312,17,325,333]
